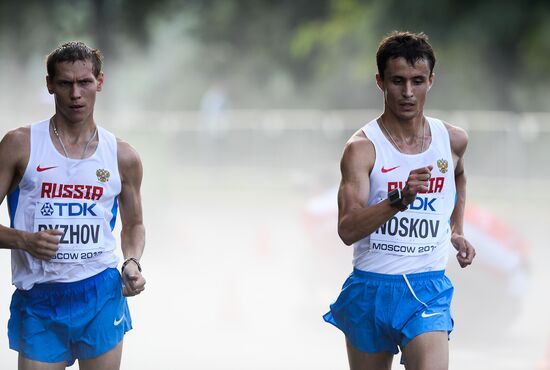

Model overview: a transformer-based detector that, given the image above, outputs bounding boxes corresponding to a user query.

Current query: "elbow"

[338,223,356,246]
[341,238,354,246]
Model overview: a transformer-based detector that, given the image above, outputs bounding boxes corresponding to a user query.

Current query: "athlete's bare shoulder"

[345,129,373,152]
[116,138,143,183]
[0,126,31,195]
[1,126,30,148]
[341,129,375,175]
[0,126,31,166]
[442,121,468,158]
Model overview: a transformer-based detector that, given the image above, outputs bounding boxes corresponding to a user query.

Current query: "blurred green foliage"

[0,0,548,111]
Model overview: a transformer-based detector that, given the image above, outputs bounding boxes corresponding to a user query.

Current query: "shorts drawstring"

[402,274,428,308]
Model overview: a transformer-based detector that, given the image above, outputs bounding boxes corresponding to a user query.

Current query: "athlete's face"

[46,60,104,124]
[376,57,433,122]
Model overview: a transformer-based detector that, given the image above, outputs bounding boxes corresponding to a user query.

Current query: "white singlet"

[353,117,456,274]
[7,119,121,290]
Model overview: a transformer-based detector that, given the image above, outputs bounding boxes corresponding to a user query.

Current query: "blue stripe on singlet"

[109,196,119,231]
[7,186,20,228]
[448,191,459,224]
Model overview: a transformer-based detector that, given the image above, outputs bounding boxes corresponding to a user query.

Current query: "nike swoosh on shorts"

[113,315,125,326]
[421,311,443,318]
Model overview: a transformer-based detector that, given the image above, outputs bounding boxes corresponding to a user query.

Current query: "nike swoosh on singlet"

[114,315,125,326]
[36,165,58,172]
[381,166,400,173]
[421,311,443,318]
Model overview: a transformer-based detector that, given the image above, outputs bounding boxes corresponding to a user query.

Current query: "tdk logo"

[40,202,97,217]
[409,197,437,212]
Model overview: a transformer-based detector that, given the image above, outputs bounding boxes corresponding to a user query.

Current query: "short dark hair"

[376,31,435,79]
[46,41,103,78]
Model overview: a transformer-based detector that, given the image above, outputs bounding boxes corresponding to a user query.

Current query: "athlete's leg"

[18,355,66,370]
[401,331,448,370]
[78,341,123,370]
[346,338,393,370]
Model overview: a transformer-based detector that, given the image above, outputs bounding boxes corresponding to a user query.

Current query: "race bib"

[34,200,105,263]
[370,195,449,256]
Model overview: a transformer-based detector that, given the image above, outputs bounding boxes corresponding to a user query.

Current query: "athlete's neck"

[52,114,97,144]
[50,115,99,160]
[380,112,425,139]
[379,112,430,154]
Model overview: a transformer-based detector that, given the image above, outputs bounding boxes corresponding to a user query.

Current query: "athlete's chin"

[395,111,419,122]
[388,105,418,120]
[61,110,92,124]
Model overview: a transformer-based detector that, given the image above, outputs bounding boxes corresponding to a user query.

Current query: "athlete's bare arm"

[0,127,62,258]
[337,130,432,246]
[445,122,475,268]
[117,138,146,296]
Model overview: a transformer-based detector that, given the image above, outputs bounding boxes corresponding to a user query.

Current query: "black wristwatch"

[388,188,407,211]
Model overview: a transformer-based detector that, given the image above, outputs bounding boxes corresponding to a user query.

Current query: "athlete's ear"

[96,72,104,92]
[427,73,434,91]
[376,73,384,92]
[46,76,54,94]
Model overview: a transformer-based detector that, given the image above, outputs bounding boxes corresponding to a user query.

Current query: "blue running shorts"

[323,268,454,354]
[8,268,132,365]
